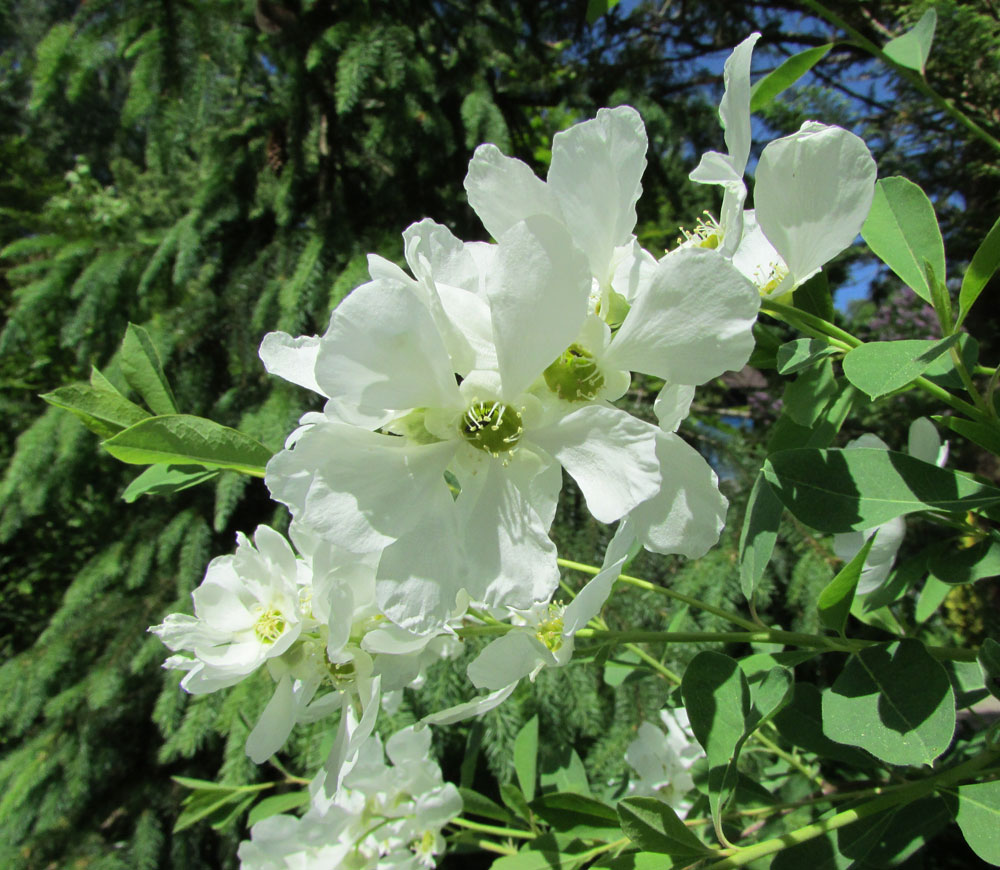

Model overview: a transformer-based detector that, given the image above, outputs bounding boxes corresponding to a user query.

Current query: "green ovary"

[253,607,287,643]
[536,605,565,652]
[460,401,523,457]
[543,344,604,401]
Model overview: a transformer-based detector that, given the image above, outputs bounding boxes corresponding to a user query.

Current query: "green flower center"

[676,211,723,250]
[253,607,287,643]
[536,604,565,653]
[460,401,523,457]
[543,344,604,401]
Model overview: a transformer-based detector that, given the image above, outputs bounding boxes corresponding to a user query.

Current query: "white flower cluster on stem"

[145,30,881,865]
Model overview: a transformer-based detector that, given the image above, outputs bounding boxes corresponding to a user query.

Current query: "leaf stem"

[699,747,1000,868]
[558,558,761,631]
[450,817,534,839]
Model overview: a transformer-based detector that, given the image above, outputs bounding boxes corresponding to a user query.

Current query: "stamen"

[253,606,287,643]
[460,401,523,457]
[543,344,605,401]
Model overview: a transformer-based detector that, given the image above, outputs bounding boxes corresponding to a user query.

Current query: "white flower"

[625,706,704,814]
[833,418,948,594]
[424,532,632,724]
[264,216,662,633]
[149,525,306,693]
[238,727,461,870]
[690,35,877,297]
[688,32,761,255]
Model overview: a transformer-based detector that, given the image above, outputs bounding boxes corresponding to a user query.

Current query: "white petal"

[422,682,517,725]
[386,723,432,766]
[563,548,629,634]
[259,332,327,397]
[252,525,299,582]
[266,424,457,553]
[755,123,876,290]
[631,431,728,559]
[604,247,759,384]
[908,417,946,466]
[731,210,783,288]
[458,459,560,612]
[314,280,461,413]
[502,445,563,530]
[653,384,696,433]
[718,33,760,175]
[548,106,647,284]
[375,495,467,632]
[246,676,295,763]
[464,143,560,240]
[611,240,659,305]
[834,521,905,595]
[529,405,660,523]
[468,631,548,690]
[489,216,592,399]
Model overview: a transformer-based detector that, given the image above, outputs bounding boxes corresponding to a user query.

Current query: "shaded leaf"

[739,472,783,603]
[121,322,179,415]
[514,715,539,802]
[818,534,876,634]
[617,797,711,859]
[750,44,833,111]
[958,213,1000,327]
[776,338,837,375]
[122,464,220,502]
[955,782,1000,864]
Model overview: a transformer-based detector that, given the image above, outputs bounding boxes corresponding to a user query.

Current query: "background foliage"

[1,0,998,867]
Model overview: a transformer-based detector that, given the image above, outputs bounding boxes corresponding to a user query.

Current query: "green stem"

[573,628,978,662]
[761,299,985,421]
[754,728,825,789]
[800,0,1000,156]
[558,558,760,631]
[700,748,1000,869]
[450,817,534,839]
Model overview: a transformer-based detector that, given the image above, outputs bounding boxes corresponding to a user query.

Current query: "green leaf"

[514,715,539,801]
[749,44,833,111]
[773,683,877,767]
[539,747,590,796]
[914,575,952,624]
[958,213,1000,327]
[783,358,838,428]
[40,381,152,439]
[978,638,1000,701]
[882,8,937,74]
[121,322,179,415]
[246,790,310,826]
[172,782,269,833]
[681,652,750,829]
[585,0,621,25]
[776,339,838,375]
[862,177,946,304]
[458,787,515,824]
[841,336,960,399]
[766,382,859,453]
[818,534,876,634]
[763,447,1000,532]
[822,639,955,766]
[102,415,272,477]
[617,797,711,859]
[490,848,569,870]
[738,473,783,603]
[500,783,533,824]
[928,539,1000,585]
[531,793,620,839]
[792,270,834,322]
[748,667,794,729]
[933,415,1000,457]
[926,259,953,334]
[121,464,220,502]
[955,782,1000,864]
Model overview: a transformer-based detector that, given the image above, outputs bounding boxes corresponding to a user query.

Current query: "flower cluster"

[238,726,461,870]
[625,706,704,814]
[145,30,880,866]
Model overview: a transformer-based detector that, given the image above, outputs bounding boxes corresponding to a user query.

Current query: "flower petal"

[653,384,695,433]
[422,682,517,725]
[630,431,728,559]
[457,458,560,612]
[548,106,647,284]
[266,423,457,553]
[259,332,327,397]
[314,280,462,414]
[529,405,660,523]
[755,122,876,290]
[718,33,760,176]
[604,247,759,384]
[464,143,560,240]
[246,675,295,763]
[468,631,548,690]
[488,216,592,399]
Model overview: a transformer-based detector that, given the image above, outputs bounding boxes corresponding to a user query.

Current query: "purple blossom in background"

[864,286,941,342]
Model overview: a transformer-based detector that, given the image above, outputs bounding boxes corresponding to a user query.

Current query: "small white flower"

[149,525,305,694]
[625,706,704,814]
